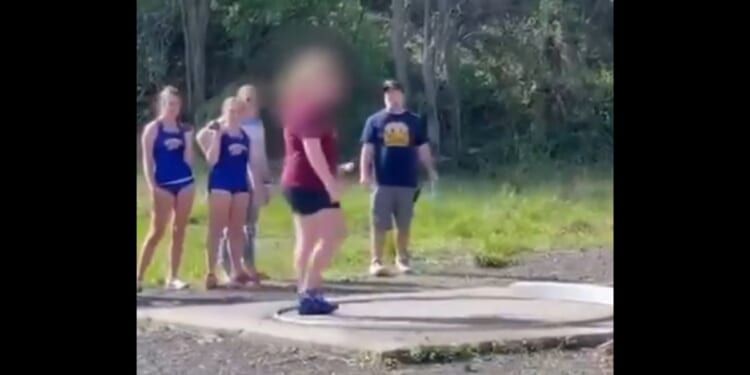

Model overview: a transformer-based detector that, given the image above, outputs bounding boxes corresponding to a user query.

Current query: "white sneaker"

[369,260,389,277]
[164,278,190,291]
[220,270,233,284]
[395,258,412,274]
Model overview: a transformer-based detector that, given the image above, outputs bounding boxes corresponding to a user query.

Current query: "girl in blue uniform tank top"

[214,84,270,285]
[137,86,195,292]
[196,97,261,289]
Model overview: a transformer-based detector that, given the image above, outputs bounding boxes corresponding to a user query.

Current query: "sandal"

[205,273,219,290]
[227,273,258,289]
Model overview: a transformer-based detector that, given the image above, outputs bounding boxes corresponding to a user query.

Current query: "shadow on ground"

[414,270,572,282]
[137,280,427,309]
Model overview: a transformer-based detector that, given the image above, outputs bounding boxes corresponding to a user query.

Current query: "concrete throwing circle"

[274,283,613,331]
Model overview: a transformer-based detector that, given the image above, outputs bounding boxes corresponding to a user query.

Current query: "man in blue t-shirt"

[359,80,438,276]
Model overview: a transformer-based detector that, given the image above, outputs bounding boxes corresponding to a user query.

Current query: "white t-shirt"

[240,117,269,206]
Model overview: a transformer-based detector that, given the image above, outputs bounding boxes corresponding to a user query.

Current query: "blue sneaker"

[308,289,339,309]
[297,291,339,315]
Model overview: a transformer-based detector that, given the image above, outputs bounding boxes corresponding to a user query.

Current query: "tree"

[438,0,462,153]
[421,0,440,151]
[136,0,613,165]
[179,0,210,119]
[390,0,410,95]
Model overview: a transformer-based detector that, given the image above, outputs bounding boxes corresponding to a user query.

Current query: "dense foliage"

[136,0,613,170]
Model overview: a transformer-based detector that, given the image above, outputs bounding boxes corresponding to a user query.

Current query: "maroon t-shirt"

[280,99,338,190]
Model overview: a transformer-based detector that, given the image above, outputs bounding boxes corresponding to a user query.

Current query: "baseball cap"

[382,79,404,92]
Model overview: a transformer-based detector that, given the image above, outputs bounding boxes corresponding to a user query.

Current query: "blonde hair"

[221,96,239,117]
[158,85,180,107]
[154,85,181,118]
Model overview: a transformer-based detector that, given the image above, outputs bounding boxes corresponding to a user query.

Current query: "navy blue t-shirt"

[361,109,428,187]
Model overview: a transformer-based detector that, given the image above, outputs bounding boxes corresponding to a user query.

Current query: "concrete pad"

[137,282,613,358]
[508,281,613,305]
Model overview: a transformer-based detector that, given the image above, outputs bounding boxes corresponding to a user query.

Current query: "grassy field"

[136,164,613,285]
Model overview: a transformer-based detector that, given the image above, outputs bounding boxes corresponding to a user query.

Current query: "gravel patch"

[137,322,382,375]
[137,321,611,375]
[416,247,613,285]
[493,247,613,284]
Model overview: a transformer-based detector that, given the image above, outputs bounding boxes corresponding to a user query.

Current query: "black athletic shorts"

[282,186,340,216]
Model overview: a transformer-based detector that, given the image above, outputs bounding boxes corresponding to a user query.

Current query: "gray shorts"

[371,185,417,231]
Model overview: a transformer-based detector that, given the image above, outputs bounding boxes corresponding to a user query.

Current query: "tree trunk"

[421,0,440,152]
[179,0,210,120]
[390,0,410,95]
[436,0,461,154]
[444,20,462,153]
[351,6,367,46]
[436,0,450,70]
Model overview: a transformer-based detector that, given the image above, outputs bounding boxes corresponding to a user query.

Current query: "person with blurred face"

[359,80,438,276]
[196,97,266,289]
[137,86,195,292]
[278,47,348,315]
[214,84,271,283]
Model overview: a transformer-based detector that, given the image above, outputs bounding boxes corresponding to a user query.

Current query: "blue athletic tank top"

[152,122,193,185]
[208,129,251,190]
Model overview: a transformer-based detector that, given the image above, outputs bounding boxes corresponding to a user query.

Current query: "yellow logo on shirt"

[383,121,410,147]
[228,143,248,156]
[164,138,183,150]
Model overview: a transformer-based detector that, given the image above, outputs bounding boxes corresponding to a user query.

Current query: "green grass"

[136,164,613,285]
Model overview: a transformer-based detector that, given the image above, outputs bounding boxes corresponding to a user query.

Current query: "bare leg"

[207,191,232,282]
[228,192,250,278]
[305,208,347,290]
[293,214,319,293]
[393,187,415,271]
[395,227,410,261]
[369,186,393,275]
[169,184,195,280]
[217,194,244,280]
[370,228,387,262]
[137,188,174,283]
[218,228,232,279]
